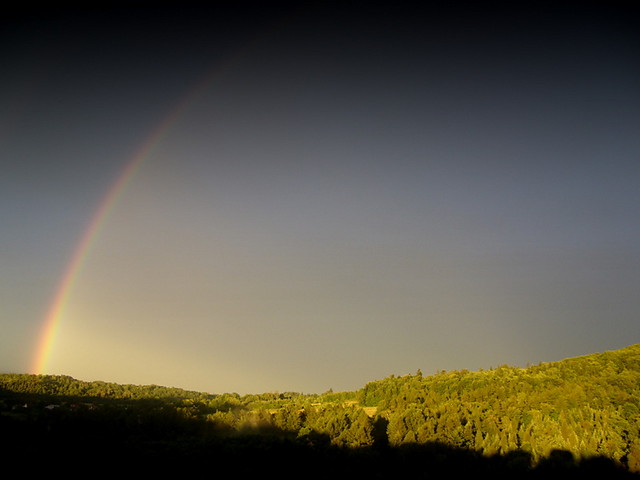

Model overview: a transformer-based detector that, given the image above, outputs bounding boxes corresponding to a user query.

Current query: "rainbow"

[29,12,288,376]
[30,73,215,376]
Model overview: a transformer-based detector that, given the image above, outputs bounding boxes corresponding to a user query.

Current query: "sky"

[1,0,639,395]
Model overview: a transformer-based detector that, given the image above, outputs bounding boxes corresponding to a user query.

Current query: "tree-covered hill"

[359,344,640,468]
[1,345,639,477]
[0,373,214,401]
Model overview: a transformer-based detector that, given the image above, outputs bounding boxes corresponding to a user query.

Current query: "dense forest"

[2,345,639,477]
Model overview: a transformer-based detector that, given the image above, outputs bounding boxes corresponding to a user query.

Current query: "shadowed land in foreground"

[0,392,637,477]
[3,345,640,477]
[1,403,635,478]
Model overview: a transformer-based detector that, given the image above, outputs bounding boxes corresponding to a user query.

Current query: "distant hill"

[0,372,214,401]
[1,345,639,477]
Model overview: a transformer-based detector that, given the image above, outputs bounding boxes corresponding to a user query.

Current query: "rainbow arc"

[31,74,213,375]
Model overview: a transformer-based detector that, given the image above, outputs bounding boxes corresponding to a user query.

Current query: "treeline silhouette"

[2,345,639,477]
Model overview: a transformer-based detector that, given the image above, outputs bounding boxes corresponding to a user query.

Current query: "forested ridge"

[2,345,639,477]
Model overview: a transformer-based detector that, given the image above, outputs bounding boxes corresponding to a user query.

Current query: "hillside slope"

[1,344,639,475]
[359,344,640,465]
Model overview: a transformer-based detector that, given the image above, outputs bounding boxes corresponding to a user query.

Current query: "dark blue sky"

[1,1,639,393]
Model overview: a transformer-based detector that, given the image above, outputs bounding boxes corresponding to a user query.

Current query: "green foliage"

[2,344,640,475]
[360,344,640,469]
[0,373,213,401]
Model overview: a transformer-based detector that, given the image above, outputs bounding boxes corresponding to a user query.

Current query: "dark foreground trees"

[2,413,635,479]
[0,390,637,479]
[2,344,640,476]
